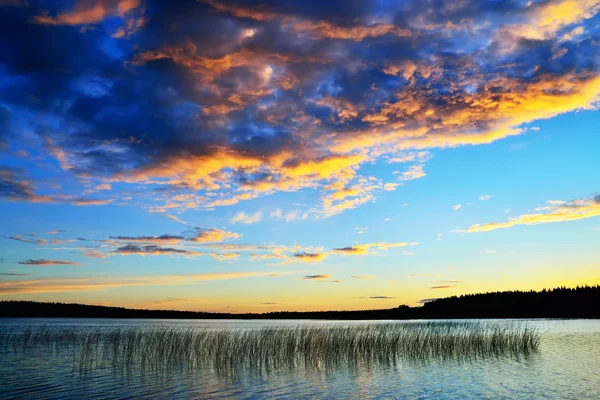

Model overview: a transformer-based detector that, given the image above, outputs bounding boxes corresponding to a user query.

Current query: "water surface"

[0,319,598,399]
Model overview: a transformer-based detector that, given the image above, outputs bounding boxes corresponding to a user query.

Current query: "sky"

[0,0,599,313]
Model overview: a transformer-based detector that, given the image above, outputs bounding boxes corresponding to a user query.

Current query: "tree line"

[1,285,598,319]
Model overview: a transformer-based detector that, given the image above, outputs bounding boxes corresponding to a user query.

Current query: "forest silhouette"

[1,285,598,319]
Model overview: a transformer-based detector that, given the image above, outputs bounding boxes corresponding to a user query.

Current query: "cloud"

[332,241,417,255]
[164,214,191,226]
[398,165,427,182]
[8,234,49,245]
[249,253,288,260]
[351,274,374,279]
[505,0,600,40]
[18,259,79,266]
[363,296,395,299]
[190,228,241,243]
[32,0,147,39]
[302,274,331,280]
[209,252,240,261]
[480,249,497,255]
[269,209,282,219]
[1,272,31,276]
[230,211,262,224]
[0,0,27,7]
[418,298,440,304]
[294,252,328,262]
[46,230,65,235]
[107,227,241,247]
[83,250,107,259]
[431,285,458,289]
[468,194,600,232]
[0,167,51,203]
[2,0,600,221]
[0,271,284,295]
[110,234,185,244]
[70,198,113,206]
[113,245,203,257]
[453,204,462,211]
[479,194,492,201]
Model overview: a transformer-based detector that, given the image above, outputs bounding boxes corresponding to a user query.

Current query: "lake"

[0,319,598,399]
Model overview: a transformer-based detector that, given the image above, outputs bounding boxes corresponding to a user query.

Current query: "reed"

[0,321,540,376]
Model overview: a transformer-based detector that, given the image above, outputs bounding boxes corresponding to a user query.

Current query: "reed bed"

[0,321,540,376]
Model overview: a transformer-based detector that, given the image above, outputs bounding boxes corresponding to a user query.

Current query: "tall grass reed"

[0,321,540,376]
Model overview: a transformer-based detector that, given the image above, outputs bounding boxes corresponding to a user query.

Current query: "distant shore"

[1,285,598,320]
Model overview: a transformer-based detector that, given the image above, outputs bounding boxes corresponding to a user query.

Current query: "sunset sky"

[1,0,599,312]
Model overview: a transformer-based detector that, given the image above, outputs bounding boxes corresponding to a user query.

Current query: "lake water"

[0,319,598,399]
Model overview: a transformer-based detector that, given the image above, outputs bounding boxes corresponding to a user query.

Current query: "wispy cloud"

[110,234,185,244]
[113,245,203,257]
[333,242,417,255]
[164,214,192,226]
[431,285,458,289]
[82,250,107,259]
[351,275,374,279]
[17,259,79,266]
[230,211,262,224]
[302,274,331,280]
[209,252,240,261]
[480,249,497,255]
[190,228,241,243]
[1,272,31,276]
[0,271,284,295]
[9,234,49,245]
[469,194,600,232]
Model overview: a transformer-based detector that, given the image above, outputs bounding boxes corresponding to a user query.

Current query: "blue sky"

[0,0,599,312]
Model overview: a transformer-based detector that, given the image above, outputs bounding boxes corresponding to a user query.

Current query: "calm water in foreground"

[0,319,598,399]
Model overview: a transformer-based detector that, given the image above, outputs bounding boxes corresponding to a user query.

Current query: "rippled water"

[0,319,598,399]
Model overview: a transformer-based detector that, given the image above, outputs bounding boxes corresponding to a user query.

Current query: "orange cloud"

[209,252,240,261]
[506,0,599,40]
[190,228,241,243]
[291,20,412,41]
[201,0,283,22]
[294,252,328,262]
[468,194,600,232]
[32,0,145,36]
[203,0,412,41]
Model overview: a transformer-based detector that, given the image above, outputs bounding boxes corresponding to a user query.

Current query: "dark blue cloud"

[0,0,598,211]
